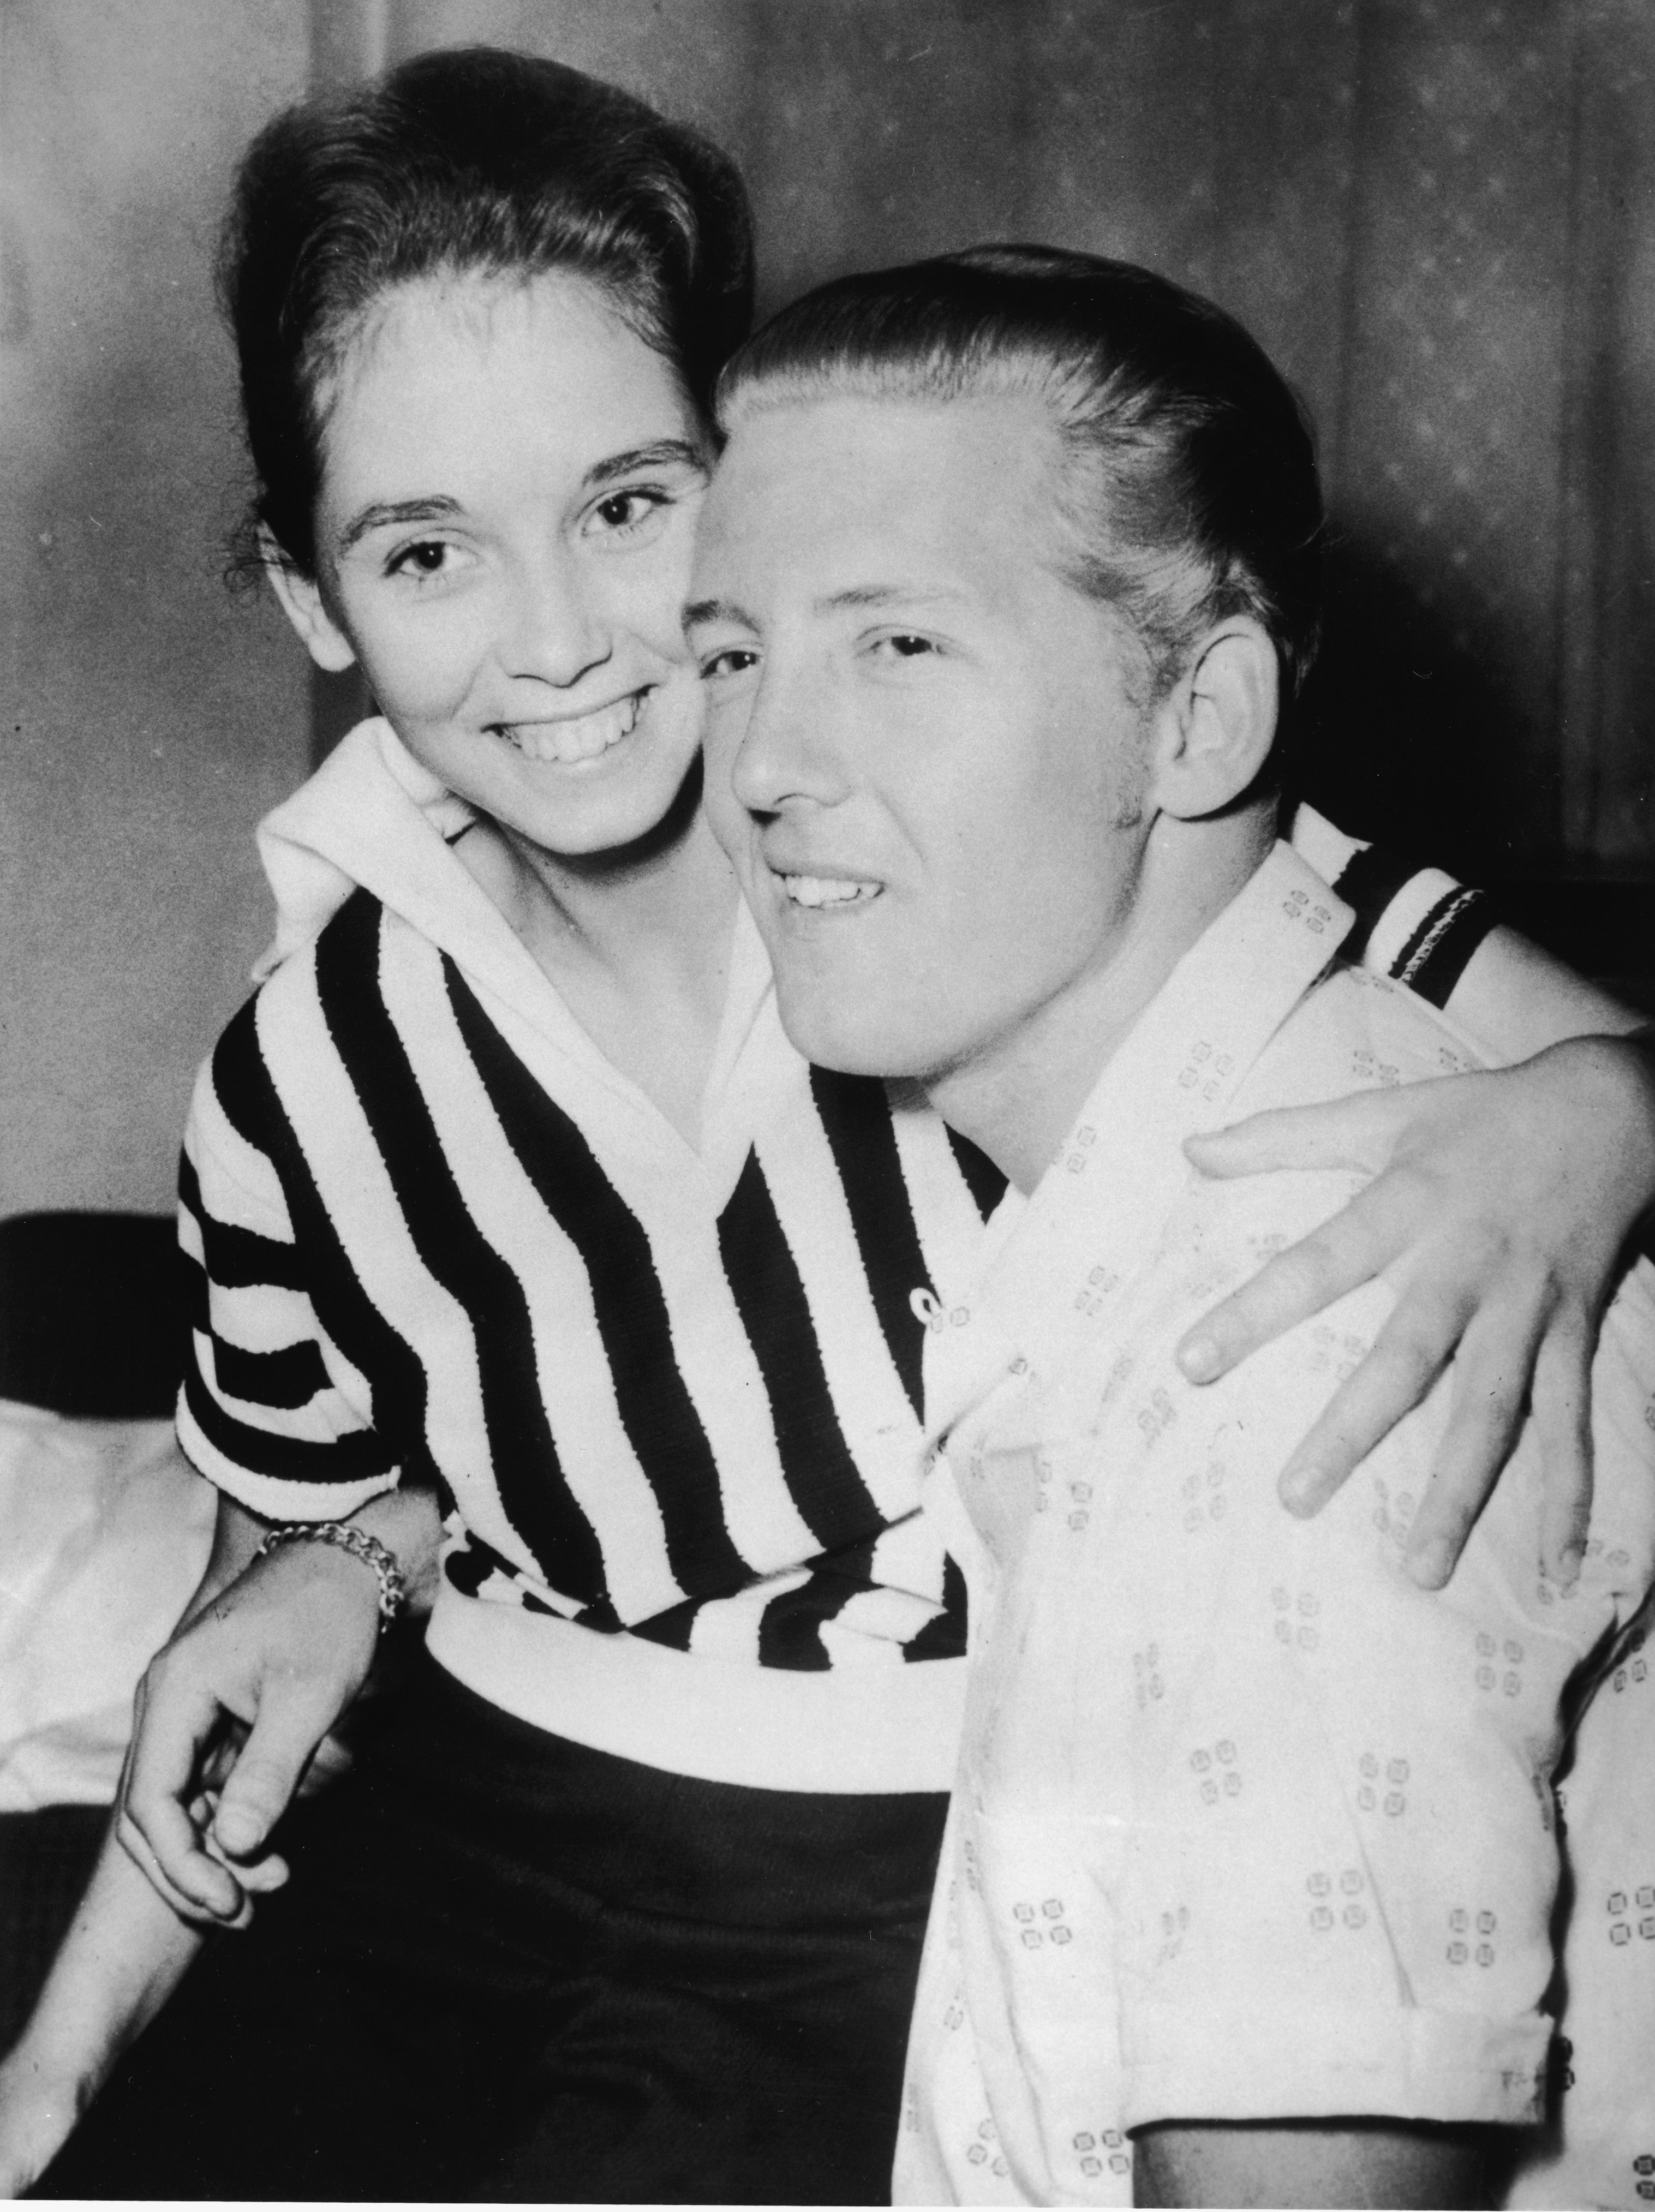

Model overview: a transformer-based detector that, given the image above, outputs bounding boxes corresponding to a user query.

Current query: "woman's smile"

[273,271,711,862]
[494,686,650,765]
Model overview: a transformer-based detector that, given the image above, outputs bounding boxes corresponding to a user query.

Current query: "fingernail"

[214,1807,262,1856]
[1280,1468,1323,1517]
[1552,1544,1584,1592]
[1178,1336,1222,1383]
[1406,1540,1453,1589]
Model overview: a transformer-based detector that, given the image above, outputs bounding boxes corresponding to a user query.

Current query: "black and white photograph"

[2,3,1654,2203]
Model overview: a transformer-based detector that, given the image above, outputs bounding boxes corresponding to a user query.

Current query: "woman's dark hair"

[222,45,754,576]
[716,244,1323,706]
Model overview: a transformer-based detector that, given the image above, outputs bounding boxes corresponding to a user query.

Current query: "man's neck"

[929,807,1277,1194]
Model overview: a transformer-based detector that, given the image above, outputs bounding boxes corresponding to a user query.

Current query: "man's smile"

[778,871,883,909]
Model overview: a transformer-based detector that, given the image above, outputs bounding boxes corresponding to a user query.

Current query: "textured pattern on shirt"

[897,848,1655,2204]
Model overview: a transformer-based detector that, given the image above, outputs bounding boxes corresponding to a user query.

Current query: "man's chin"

[770,987,931,1083]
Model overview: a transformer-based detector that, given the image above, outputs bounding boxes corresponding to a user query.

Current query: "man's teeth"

[505,692,642,763]
[781,874,880,908]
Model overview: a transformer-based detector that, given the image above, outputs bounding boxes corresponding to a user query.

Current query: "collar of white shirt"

[923,841,1356,1453]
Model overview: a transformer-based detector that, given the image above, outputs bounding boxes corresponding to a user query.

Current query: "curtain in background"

[3,0,1646,1215]
[313,0,1653,933]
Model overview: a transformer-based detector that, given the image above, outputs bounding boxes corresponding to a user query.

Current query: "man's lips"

[492,687,648,764]
[771,868,883,910]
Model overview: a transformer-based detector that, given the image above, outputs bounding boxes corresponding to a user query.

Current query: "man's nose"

[726,661,850,816]
[502,545,612,687]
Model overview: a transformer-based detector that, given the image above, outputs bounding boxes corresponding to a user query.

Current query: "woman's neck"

[454,790,743,1150]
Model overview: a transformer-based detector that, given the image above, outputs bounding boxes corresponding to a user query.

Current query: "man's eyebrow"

[816,583,971,614]
[682,595,757,632]
[336,495,461,556]
[583,439,707,491]
[684,581,975,632]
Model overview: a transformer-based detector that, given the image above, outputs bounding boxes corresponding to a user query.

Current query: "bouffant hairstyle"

[221,44,754,576]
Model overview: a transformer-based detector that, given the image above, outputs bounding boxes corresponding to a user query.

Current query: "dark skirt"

[37,1648,949,2203]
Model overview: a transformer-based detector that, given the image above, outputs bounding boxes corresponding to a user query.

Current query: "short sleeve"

[1287,801,1497,1011]
[174,998,400,1521]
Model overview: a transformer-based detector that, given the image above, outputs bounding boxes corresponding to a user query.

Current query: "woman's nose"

[502,545,612,687]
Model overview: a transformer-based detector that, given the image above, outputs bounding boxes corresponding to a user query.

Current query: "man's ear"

[1148,617,1280,820]
[260,528,357,674]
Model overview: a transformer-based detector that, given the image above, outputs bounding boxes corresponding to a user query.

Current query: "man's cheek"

[698,728,743,839]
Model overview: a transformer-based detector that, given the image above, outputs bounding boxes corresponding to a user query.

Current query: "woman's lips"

[497,688,646,764]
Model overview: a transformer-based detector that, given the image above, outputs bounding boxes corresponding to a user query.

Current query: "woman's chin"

[499,748,708,874]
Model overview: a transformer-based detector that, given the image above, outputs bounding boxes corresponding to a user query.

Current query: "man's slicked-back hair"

[715,244,1323,703]
[222,44,754,576]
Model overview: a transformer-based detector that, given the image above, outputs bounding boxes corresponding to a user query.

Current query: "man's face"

[690,390,1158,1089]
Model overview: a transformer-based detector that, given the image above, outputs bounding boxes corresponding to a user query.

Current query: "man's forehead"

[694,387,1057,599]
[715,385,1052,489]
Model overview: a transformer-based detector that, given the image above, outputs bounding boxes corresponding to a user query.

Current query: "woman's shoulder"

[194,885,397,1143]
[244,880,393,1013]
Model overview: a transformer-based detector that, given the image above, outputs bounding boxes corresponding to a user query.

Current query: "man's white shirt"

[895,843,1655,2205]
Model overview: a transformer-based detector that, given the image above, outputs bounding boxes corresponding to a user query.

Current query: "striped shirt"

[175,721,1492,1790]
[177,722,998,1787]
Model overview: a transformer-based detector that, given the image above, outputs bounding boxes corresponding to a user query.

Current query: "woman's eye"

[871,632,936,660]
[387,539,454,579]
[700,647,759,681]
[591,489,665,534]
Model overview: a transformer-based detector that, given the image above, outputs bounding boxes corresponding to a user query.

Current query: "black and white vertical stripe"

[177,889,999,1672]
[1328,842,1497,1009]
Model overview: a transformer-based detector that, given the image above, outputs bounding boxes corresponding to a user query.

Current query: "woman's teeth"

[504,691,642,764]
[781,875,880,908]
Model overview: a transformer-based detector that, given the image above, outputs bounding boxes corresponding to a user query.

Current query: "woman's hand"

[117,1484,443,1926]
[116,1534,384,1924]
[1175,1035,1655,1589]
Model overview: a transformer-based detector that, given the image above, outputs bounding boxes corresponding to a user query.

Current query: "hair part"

[221,44,754,579]
[715,245,1323,706]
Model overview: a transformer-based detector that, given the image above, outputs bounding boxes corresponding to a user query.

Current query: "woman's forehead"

[314,271,692,493]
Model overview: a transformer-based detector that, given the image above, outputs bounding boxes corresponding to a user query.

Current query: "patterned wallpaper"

[346,0,1655,888]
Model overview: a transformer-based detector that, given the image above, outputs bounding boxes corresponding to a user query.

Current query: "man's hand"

[116,1534,383,1924]
[0,1836,215,2196]
[1174,1035,1655,1589]
[0,2047,79,2199]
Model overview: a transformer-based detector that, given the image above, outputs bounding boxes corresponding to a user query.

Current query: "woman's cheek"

[377,608,489,720]
[628,523,703,663]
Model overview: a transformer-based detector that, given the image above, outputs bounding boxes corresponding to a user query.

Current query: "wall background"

[4,0,1652,1219]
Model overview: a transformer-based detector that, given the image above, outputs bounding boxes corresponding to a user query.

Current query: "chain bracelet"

[253,1520,409,1630]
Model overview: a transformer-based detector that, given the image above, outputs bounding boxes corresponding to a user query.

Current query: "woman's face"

[279,271,710,859]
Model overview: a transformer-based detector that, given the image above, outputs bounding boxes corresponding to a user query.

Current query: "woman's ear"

[1148,617,1280,820]
[260,527,357,674]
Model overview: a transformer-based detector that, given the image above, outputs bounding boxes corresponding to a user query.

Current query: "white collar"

[924,843,1355,1446]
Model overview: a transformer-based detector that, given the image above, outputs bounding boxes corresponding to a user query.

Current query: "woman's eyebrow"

[583,440,707,489]
[336,495,461,555]
[333,445,705,555]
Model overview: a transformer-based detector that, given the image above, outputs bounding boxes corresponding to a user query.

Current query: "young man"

[688,246,1655,2208]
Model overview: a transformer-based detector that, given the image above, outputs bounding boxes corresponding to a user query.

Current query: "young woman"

[3,43,1652,2205]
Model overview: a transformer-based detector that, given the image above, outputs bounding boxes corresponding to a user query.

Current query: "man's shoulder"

[1237,954,1493,1119]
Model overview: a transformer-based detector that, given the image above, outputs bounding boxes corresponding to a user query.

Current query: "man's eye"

[873,633,935,659]
[700,647,758,681]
